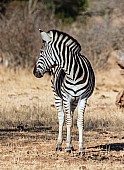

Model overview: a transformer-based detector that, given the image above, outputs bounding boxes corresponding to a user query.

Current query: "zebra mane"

[48,29,81,52]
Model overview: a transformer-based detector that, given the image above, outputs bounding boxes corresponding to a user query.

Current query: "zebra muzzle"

[34,70,43,78]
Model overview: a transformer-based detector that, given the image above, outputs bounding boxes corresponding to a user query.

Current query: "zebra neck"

[60,52,82,80]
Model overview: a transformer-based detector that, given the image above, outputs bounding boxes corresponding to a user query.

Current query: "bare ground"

[0,130,124,170]
[0,64,124,169]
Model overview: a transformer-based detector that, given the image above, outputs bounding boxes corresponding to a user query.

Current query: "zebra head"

[33,29,56,78]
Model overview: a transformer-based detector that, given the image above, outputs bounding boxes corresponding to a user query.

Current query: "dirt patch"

[0,130,123,170]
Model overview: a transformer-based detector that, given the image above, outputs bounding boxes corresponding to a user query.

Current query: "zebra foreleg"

[77,98,87,155]
[54,94,65,151]
[56,111,64,151]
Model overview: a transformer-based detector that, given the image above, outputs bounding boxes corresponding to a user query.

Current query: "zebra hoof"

[56,144,62,151]
[65,146,75,153]
[56,147,62,151]
[66,148,71,153]
[79,151,85,156]
[70,146,75,151]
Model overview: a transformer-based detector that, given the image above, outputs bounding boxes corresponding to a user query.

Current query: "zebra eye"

[42,40,46,43]
[42,40,47,46]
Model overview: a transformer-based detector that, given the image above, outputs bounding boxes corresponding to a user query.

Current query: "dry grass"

[0,67,56,130]
[0,64,124,131]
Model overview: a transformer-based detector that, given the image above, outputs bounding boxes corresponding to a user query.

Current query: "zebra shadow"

[0,127,57,142]
[87,143,124,151]
[0,126,52,133]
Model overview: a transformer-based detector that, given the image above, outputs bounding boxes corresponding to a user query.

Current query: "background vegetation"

[0,0,124,69]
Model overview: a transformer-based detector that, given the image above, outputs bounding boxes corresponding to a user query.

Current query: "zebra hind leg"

[64,100,77,153]
[65,111,75,153]
[77,98,87,155]
[65,101,77,153]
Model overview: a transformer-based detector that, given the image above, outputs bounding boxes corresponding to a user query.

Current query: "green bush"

[44,0,89,22]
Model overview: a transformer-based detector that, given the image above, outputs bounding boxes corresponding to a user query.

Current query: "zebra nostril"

[35,71,43,78]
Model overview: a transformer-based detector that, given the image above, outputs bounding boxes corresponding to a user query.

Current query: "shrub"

[44,0,89,22]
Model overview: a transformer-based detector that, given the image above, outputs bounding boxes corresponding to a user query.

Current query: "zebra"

[33,29,95,154]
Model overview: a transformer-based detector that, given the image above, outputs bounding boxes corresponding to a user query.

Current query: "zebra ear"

[39,29,51,43]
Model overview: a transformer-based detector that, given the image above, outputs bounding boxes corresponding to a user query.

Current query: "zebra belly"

[62,85,90,99]
[62,67,95,99]
[62,76,94,99]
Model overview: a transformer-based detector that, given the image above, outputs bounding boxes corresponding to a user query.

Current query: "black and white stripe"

[33,29,95,154]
